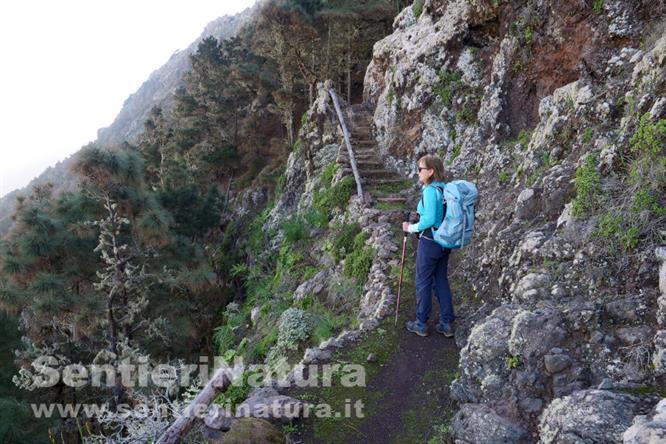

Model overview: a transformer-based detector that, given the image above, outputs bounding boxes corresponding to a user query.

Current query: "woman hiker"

[401,154,455,338]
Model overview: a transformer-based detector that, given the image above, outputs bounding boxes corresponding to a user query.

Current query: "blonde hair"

[418,155,445,183]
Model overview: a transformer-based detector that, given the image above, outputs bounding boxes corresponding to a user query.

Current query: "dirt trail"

[356,305,459,443]
[287,233,460,444]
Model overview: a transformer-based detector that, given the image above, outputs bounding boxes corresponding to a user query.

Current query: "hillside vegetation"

[2,0,666,442]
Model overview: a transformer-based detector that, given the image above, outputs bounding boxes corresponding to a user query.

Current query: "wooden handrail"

[156,368,231,444]
[328,89,365,204]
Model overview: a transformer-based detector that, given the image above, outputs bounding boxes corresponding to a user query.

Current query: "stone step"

[365,178,411,186]
[348,105,372,113]
[339,157,380,165]
[350,126,372,134]
[339,149,378,157]
[338,161,384,170]
[375,196,407,203]
[351,140,375,147]
[346,112,372,122]
[340,145,379,156]
[360,169,397,179]
[338,158,383,166]
[351,144,376,150]
[341,169,395,179]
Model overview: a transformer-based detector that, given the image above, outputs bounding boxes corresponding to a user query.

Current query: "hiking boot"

[436,322,454,338]
[406,320,428,337]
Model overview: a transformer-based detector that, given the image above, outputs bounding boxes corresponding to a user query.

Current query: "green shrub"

[448,144,461,165]
[597,213,622,239]
[632,188,666,215]
[327,223,362,263]
[572,153,601,218]
[301,110,311,126]
[246,205,274,258]
[276,308,313,351]
[273,244,305,290]
[249,326,278,362]
[304,209,329,228]
[427,423,451,444]
[506,355,522,369]
[517,129,532,148]
[434,70,461,105]
[300,295,313,310]
[367,180,412,195]
[302,266,319,281]
[523,26,534,43]
[312,176,355,225]
[498,171,510,184]
[292,139,302,154]
[630,113,666,158]
[456,104,476,124]
[581,127,594,144]
[593,0,604,14]
[214,371,254,409]
[327,274,363,313]
[412,0,425,19]
[213,325,235,355]
[321,163,338,188]
[311,310,353,344]
[387,88,396,106]
[595,212,643,252]
[282,216,310,244]
[343,231,375,282]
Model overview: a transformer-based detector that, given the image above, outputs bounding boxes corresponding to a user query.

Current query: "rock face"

[353,0,666,441]
[539,390,641,444]
[655,248,666,376]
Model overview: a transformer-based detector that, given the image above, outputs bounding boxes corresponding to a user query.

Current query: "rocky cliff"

[268,0,666,441]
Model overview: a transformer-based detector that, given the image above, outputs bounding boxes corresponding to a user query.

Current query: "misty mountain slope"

[0,6,256,238]
[96,6,257,146]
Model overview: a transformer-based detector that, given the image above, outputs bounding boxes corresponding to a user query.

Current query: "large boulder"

[453,305,520,403]
[539,390,640,443]
[623,398,666,443]
[236,387,304,425]
[222,418,285,444]
[452,403,528,443]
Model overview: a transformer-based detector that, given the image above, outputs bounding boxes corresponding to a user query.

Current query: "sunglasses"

[418,167,431,172]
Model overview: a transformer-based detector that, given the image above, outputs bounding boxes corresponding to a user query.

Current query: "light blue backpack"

[432,180,478,249]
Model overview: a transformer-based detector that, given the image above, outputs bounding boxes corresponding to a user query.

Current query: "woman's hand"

[402,222,410,232]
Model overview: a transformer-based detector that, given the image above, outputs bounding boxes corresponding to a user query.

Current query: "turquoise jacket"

[407,181,446,234]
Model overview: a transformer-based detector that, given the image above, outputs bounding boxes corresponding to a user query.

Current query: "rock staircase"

[337,104,412,213]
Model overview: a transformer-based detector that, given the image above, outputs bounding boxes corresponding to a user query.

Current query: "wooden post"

[328,88,365,205]
[156,369,232,444]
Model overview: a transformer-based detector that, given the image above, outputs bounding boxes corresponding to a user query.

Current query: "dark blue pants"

[415,236,454,325]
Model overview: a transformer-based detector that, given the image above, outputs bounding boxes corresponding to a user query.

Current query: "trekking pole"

[395,213,409,326]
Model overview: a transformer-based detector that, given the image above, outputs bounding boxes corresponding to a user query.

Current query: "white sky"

[0,0,256,199]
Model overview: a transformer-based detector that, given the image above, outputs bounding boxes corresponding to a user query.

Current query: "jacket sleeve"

[408,186,438,233]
